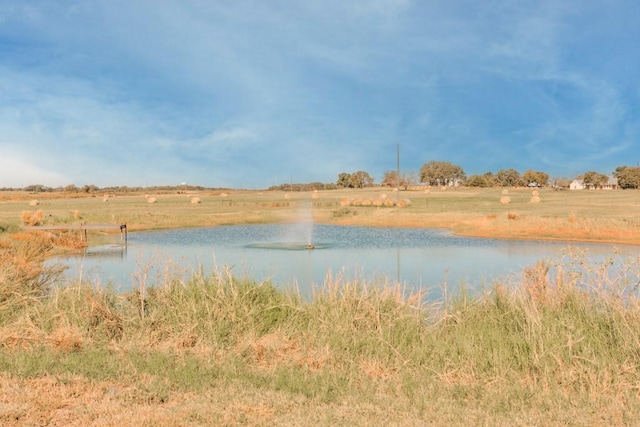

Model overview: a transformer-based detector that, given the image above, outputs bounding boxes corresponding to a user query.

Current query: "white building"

[569,176,618,190]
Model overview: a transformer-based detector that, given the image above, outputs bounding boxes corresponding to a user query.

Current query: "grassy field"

[2,187,640,425]
[3,186,640,244]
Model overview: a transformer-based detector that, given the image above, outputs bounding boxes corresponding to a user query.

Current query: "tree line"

[0,184,229,194]
[377,162,550,188]
[341,161,640,189]
[5,162,639,193]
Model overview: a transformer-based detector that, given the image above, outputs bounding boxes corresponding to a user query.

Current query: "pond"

[53,224,639,299]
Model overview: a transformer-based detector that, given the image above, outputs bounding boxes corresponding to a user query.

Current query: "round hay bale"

[380,193,388,200]
[383,199,396,207]
[147,197,157,204]
[403,198,412,206]
[220,192,228,197]
[20,211,31,225]
[340,198,351,207]
[397,199,407,208]
[372,199,383,207]
[352,198,362,206]
[530,196,541,203]
[29,199,39,206]
[32,210,43,225]
[284,193,290,199]
[191,197,201,204]
[500,196,510,205]
[361,198,372,206]
[501,189,509,195]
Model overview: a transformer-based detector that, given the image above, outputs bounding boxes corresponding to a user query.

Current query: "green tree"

[614,166,640,189]
[522,170,549,187]
[483,172,495,186]
[350,171,374,188]
[337,171,374,188]
[24,184,50,193]
[582,171,609,189]
[466,174,491,187]
[337,173,352,188]
[419,161,466,186]
[537,171,550,186]
[494,169,522,187]
[82,184,100,193]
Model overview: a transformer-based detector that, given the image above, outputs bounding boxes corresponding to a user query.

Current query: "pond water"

[53,224,638,299]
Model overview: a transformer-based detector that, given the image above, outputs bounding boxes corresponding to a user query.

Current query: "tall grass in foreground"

[2,233,640,424]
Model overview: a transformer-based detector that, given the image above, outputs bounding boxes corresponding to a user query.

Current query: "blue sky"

[1,1,639,189]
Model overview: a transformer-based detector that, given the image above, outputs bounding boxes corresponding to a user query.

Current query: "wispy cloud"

[1,0,639,187]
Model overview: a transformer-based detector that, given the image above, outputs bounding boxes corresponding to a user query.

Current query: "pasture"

[2,186,640,245]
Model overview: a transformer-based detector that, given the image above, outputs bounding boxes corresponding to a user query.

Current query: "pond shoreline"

[326,214,640,246]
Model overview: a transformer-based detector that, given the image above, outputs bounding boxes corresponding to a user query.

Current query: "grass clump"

[137,271,301,347]
[0,232,63,325]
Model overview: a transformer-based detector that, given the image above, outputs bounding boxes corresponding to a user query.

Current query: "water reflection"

[52,224,638,299]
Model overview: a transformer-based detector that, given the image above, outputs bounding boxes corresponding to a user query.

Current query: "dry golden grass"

[20,210,43,226]
[0,373,450,426]
[2,186,640,244]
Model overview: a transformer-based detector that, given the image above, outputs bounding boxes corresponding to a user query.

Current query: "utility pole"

[396,143,400,202]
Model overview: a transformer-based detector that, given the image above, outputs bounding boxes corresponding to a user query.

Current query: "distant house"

[569,179,585,190]
[569,176,618,190]
[603,176,619,190]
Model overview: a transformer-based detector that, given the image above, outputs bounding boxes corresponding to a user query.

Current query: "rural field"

[3,185,640,244]
[2,186,640,425]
